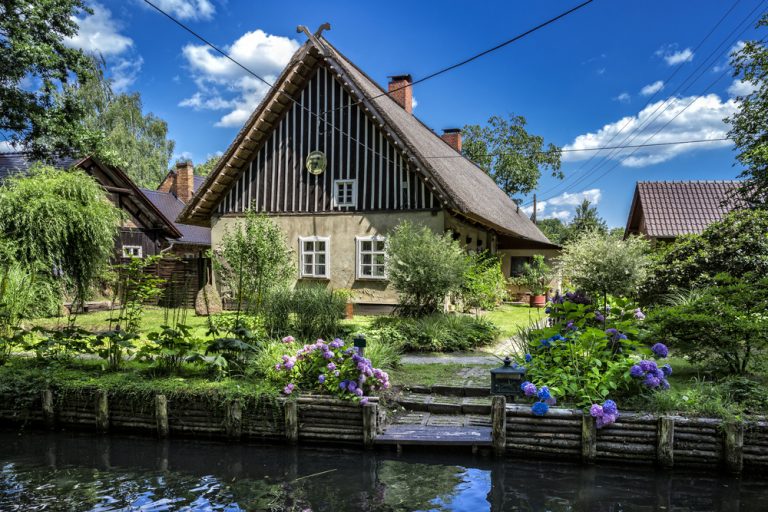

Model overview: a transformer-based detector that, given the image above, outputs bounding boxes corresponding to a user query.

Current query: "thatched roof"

[179,35,553,246]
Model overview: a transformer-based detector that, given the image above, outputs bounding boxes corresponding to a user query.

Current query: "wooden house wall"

[118,228,165,258]
[217,65,440,215]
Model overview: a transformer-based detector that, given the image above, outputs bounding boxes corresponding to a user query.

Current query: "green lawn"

[390,363,496,388]
[483,303,547,339]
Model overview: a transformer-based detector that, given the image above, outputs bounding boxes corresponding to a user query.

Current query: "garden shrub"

[644,274,768,374]
[373,314,499,352]
[641,209,768,303]
[460,252,507,311]
[213,211,294,315]
[509,254,553,296]
[386,221,467,316]
[261,286,348,340]
[275,337,390,403]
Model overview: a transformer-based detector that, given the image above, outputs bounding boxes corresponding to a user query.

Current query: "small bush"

[373,314,499,352]
[644,274,768,374]
[261,286,348,341]
[460,252,507,311]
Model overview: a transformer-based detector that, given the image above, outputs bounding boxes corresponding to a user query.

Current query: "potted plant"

[511,255,553,308]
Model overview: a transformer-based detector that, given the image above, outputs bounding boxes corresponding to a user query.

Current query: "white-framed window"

[356,235,387,280]
[122,245,143,258]
[333,179,357,207]
[299,236,330,278]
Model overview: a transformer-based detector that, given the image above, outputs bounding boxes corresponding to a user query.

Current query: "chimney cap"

[443,128,461,134]
[388,74,412,82]
[176,159,193,168]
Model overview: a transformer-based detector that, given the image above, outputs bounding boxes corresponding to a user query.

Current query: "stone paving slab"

[376,423,493,446]
[395,392,492,415]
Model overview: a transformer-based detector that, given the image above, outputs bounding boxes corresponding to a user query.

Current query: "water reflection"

[0,430,766,511]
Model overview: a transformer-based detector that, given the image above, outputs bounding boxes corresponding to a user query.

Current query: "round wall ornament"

[306,150,327,175]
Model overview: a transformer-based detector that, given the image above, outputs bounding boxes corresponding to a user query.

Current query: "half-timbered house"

[179,29,557,309]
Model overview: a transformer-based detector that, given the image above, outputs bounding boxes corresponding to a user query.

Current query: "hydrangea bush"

[518,293,672,415]
[275,337,390,405]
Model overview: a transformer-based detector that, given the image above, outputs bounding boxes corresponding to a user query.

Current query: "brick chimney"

[441,128,462,153]
[174,160,195,204]
[388,74,413,114]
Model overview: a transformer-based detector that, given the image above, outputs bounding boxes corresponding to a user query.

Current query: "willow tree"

[0,164,121,309]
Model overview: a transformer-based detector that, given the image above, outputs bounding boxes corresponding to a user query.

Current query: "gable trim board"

[179,36,554,248]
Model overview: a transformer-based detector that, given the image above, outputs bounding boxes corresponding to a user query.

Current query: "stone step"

[375,424,492,446]
[394,392,492,415]
[396,384,490,397]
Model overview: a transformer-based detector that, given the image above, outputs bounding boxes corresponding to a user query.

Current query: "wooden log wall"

[0,390,375,448]
[505,404,768,473]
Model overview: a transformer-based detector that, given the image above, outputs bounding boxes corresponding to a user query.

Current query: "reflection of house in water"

[0,154,211,304]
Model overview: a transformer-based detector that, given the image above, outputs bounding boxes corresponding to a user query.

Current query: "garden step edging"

[394,392,492,415]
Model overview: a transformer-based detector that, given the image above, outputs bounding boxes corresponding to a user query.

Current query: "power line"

[528,2,766,205]
[322,0,595,115]
[424,137,731,159]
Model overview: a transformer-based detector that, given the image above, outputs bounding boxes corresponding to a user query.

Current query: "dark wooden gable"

[217,63,441,215]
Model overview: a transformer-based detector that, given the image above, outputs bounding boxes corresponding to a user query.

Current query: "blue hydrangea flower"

[525,353,532,363]
[661,364,673,377]
[602,399,618,416]
[644,374,660,389]
[661,378,670,390]
[651,343,669,358]
[639,360,658,373]
[531,401,549,416]
[537,386,551,400]
[630,365,644,378]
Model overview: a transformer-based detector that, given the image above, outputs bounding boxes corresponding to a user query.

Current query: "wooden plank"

[375,424,492,446]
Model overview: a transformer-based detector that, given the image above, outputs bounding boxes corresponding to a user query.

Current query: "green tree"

[1,0,99,158]
[569,200,608,240]
[641,208,768,302]
[196,155,220,177]
[0,164,121,308]
[213,211,294,316]
[559,229,651,306]
[386,221,468,316]
[462,114,562,198]
[537,218,570,245]
[726,15,768,206]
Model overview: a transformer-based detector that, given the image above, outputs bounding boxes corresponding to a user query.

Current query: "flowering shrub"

[520,381,557,416]
[629,343,673,391]
[275,337,390,404]
[590,399,619,429]
[518,294,652,407]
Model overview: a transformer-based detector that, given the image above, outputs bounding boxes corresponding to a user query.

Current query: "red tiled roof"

[628,181,744,238]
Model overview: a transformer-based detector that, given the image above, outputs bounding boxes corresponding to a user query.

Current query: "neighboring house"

[179,32,557,309]
[624,181,744,242]
[0,153,211,302]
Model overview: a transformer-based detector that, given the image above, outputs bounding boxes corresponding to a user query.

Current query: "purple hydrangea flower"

[333,370,340,377]
[282,336,295,344]
[354,388,363,397]
[360,397,369,406]
[661,364,673,377]
[318,374,326,384]
[590,404,604,418]
[630,365,644,378]
[634,308,646,320]
[595,311,605,322]
[545,396,557,406]
[644,374,660,389]
[531,401,549,416]
[602,399,618,416]
[348,381,358,392]
[596,413,616,429]
[523,382,537,397]
[639,360,657,373]
[339,380,349,391]
[283,383,295,395]
[329,338,344,349]
[661,378,670,390]
[651,343,669,358]
[322,351,333,359]
[327,362,336,371]
[537,386,551,400]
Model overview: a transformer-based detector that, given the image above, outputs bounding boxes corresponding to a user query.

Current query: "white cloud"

[615,92,631,103]
[714,41,746,72]
[656,45,694,66]
[640,80,664,96]
[180,29,300,127]
[412,97,418,110]
[150,0,215,21]
[727,79,757,97]
[65,2,132,56]
[110,57,144,92]
[522,188,602,221]
[0,140,18,153]
[563,93,736,168]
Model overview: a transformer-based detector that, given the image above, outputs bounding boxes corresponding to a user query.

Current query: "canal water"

[1,430,767,511]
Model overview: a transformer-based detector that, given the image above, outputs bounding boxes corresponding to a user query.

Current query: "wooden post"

[581,415,596,463]
[155,395,169,438]
[362,402,378,449]
[225,400,242,440]
[491,395,507,457]
[657,416,675,468]
[41,389,55,429]
[724,422,744,474]
[95,390,109,433]
[285,400,298,445]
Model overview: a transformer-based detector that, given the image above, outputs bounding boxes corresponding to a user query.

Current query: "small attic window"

[333,179,357,207]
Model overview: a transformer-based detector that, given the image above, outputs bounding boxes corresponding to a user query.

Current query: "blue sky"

[60,0,764,227]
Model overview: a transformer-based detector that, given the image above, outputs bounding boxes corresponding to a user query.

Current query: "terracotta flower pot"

[529,294,547,308]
